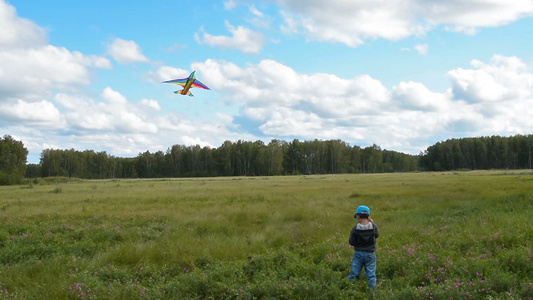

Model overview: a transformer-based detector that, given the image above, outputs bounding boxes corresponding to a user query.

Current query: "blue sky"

[1,0,533,164]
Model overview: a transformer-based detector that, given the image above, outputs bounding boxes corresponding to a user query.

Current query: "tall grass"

[0,171,532,299]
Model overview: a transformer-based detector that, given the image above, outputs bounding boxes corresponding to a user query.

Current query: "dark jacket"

[349,222,379,252]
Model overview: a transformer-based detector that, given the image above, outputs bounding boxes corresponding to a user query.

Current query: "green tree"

[136,151,154,178]
[347,145,362,173]
[166,145,186,177]
[25,163,41,178]
[263,139,285,175]
[0,135,29,185]
[284,139,303,175]
[214,141,234,176]
[361,144,382,173]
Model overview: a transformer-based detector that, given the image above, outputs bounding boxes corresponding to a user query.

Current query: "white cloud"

[448,55,533,103]
[0,0,46,48]
[140,99,161,111]
[150,65,189,83]
[247,4,271,30]
[102,86,128,105]
[165,43,188,52]
[224,0,237,10]
[280,10,300,34]
[273,0,533,46]
[216,112,234,123]
[61,88,158,134]
[250,5,263,17]
[393,81,451,111]
[194,21,264,54]
[421,0,533,33]
[107,38,149,65]
[0,0,111,102]
[0,99,64,128]
[276,0,425,47]
[156,113,254,149]
[181,136,214,148]
[0,46,111,100]
[192,59,405,143]
[444,55,533,136]
[194,58,390,115]
[258,107,324,136]
[414,43,429,55]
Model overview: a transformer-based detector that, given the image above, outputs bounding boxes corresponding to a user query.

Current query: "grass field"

[0,171,532,299]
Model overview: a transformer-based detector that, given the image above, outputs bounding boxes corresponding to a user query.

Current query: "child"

[348,205,379,289]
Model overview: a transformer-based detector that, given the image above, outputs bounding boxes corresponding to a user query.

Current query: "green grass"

[0,171,532,299]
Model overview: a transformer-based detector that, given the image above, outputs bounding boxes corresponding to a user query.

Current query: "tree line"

[27,139,419,179]
[2,134,532,184]
[419,134,533,171]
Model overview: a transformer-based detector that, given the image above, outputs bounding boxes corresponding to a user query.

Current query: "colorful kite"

[162,71,210,97]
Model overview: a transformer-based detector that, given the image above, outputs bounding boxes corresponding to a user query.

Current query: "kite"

[162,71,210,97]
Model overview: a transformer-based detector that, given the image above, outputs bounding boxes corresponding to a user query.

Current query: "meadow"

[0,171,532,299]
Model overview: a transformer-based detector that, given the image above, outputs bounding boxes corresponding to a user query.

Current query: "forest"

[419,134,533,171]
[27,139,418,179]
[23,134,533,180]
[1,134,532,182]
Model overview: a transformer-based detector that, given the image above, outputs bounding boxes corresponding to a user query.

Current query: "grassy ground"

[0,171,532,299]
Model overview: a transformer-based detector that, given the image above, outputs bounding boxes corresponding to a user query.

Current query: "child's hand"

[368,217,374,223]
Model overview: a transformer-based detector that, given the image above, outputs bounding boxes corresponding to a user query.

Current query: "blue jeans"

[348,251,377,289]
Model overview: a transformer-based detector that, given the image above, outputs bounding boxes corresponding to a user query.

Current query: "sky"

[1,0,533,164]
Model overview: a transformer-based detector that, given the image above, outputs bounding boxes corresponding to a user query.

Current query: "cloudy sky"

[1,0,533,164]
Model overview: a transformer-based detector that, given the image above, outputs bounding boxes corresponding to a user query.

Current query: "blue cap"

[355,205,370,216]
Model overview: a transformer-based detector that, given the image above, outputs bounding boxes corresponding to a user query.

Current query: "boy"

[348,205,379,289]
